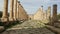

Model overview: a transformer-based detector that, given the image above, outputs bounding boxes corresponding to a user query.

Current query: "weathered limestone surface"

[1,0,8,22]
[18,4,24,20]
[52,4,57,22]
[9,0,14,21]
[34,6,44,21]
[47,6,51,21]
[33,6,52,23]
[21,7,28,20]
[17,1,20,20]
[13,0,28,21]
[13,0,17,21]
[18,3,28,21]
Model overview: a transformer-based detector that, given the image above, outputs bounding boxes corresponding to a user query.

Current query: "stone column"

[9,0,14,21]
[52,4,57,22]
[46,6,52,24]
[1,0,8,22]
[17,1,20,20]
[13,0,17,21]
[47,6,51,20]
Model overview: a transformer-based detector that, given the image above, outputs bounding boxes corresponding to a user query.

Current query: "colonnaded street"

[0,0,60,34]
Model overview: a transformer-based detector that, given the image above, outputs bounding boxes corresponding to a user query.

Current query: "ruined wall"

[34,7,44,21]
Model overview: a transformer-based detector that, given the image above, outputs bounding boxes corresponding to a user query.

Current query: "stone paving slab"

[1,28,55,34]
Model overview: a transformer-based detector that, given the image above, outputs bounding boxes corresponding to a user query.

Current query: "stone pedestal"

[1,0,8,22]
[9,0,14,21]
[1,18,8,22]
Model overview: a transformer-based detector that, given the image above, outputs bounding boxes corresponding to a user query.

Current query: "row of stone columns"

[46,4,57,25]
[1,0,17,22]
[46,6,51,21]
[18,3,28,21]
[33,4,57,23]
[1,0,28,22]
[45,4,57,25]
[48,4,57,24]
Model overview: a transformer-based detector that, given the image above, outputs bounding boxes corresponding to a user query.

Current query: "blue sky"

[0,0,60,14]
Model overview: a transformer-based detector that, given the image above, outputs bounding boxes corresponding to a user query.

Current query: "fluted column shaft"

[17,1,20,20]
[2,0,8,18]
[1,0,8,22]
[13,0,17,20]
[9,0,14,21]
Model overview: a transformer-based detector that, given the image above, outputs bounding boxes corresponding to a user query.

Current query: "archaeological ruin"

[0,0,60,34]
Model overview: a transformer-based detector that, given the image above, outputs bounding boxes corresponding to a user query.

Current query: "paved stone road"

[1,20,55,34]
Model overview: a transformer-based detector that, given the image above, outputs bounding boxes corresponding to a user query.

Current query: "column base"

[9,18,14,21]
[14,18,17,21]
[1,18,8,22]
[17,18,20,21]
